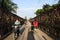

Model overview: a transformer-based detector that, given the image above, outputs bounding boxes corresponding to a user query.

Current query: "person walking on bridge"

[24,20,31,31]
[32,19,38,30]
[14,19,20,38]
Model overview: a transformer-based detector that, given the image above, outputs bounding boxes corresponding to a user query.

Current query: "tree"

[35,9,40,15]
[58,0,60,4]
[25,16,27,20]
[43,4,52,11]
[35,4,52,16]
[35,9,44,15]
[0,0,17,13]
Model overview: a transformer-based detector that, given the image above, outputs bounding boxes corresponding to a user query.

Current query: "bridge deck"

[4,29,53,40]
[4,21,53,40]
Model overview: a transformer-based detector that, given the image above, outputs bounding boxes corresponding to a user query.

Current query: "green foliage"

[35,9,45,15]
[43,4,52,11]
[52,3,60,8]
[35,4,52,15]
[0,0,18,13]
[35,3,60,16]
[58,0,60,4]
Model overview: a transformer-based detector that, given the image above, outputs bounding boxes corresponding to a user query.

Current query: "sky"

[13,0,58,19]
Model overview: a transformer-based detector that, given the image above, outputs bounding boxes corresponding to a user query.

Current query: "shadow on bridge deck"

[27,31,35,40]
[20,27,25,35]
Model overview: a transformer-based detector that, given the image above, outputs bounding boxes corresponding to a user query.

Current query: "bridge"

[0,9,60,40]
[0,3,60,40]
[3,21,53,40]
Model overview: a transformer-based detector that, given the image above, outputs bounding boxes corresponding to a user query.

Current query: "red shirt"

[33,21,38,27]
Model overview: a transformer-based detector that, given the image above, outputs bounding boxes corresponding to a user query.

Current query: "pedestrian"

[14,19,20,37]
[33,19,38,30]
[24,20,31,30]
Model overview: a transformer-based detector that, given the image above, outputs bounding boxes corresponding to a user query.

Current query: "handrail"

[0,29,14,40]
